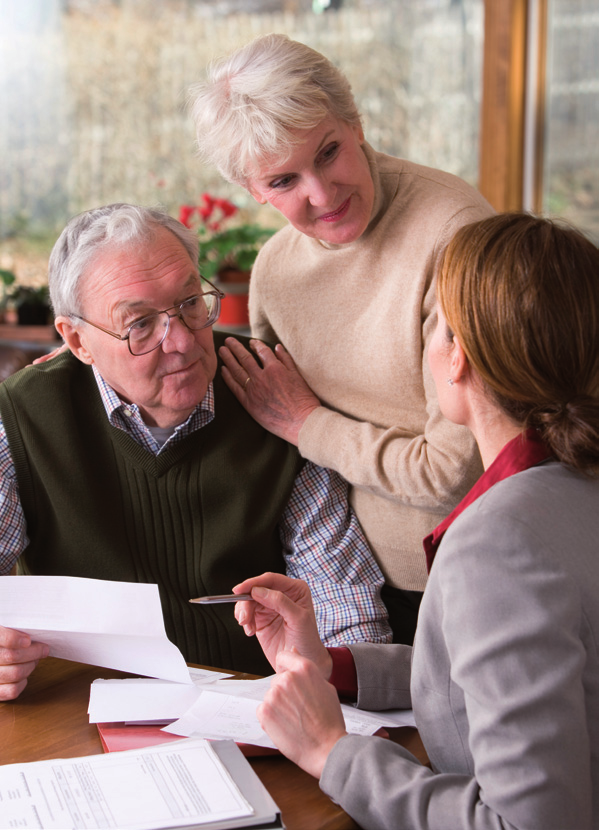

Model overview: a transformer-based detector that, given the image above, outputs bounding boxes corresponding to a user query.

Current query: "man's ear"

[54,317,93,365]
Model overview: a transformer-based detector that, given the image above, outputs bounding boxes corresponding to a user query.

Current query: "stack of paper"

[0,738,283,830]
[90,673,416,751]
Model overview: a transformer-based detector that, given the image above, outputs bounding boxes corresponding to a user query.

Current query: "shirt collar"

[92,365,215,448]
[423,428,552,572]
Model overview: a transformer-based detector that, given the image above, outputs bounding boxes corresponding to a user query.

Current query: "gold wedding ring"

[244,376,251,389]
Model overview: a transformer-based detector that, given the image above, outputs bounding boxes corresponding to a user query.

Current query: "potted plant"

[179,194,276,328]
[6,283,51,326]
[0,269,16,322]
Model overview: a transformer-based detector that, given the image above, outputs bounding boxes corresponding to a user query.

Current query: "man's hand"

[219,338,320,446]
[257,649,347,779]
[0,624,49,700]
[233,573,332,680]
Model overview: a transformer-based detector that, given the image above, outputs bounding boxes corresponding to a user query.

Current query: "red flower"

[179,205,196,228]
[215,197,238,218]
[199,193,215,220]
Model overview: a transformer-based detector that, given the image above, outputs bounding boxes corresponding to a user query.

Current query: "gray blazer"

[320,461,599,829]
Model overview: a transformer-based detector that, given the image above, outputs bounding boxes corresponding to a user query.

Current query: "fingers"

[234,583,307,636]
[220,337,267,382]
[249,338,278,365]
[31,344,68,365]
[0,626,50,662]
[249,585,306,621]
[0,626,49,701]
[0,658,39,701]
[219,339,266,406]
[233,572,302,596]
[233,597,257,636]
[0,624,30,650]
[219,337,319,446]
[219,337,283,388]
[234,574,311,621]
[233,573,295,635]
[273,342,297,370]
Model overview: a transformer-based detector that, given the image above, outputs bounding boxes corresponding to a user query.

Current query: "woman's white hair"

[189,33,362,185]
[49,203,199,318]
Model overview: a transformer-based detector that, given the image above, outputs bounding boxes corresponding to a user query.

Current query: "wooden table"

[0,657,428,830]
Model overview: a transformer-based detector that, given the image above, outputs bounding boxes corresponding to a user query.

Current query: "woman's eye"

[318,142,339,164]
[270,174,295,189]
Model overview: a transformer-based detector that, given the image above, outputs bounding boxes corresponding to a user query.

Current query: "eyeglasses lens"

[128,295,218,355]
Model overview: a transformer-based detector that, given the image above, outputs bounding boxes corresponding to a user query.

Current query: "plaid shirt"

[0,370,391,646]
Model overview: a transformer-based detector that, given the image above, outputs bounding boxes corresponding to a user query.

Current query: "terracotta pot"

[215,268,250,328]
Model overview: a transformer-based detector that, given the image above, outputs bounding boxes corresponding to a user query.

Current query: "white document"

[206,676,416,727]
[0,575,191,684]
[0,738,271,830]
[88,667,234,724]
[166,690,275,748]
[163,677,416,748]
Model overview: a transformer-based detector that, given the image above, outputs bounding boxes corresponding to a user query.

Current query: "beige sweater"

[249,144,494,591]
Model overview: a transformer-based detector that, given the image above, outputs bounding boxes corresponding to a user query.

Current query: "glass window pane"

[543,0,599,242]
[0,0,483,246]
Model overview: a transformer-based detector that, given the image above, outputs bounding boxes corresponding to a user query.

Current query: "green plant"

[0,268,16,288]
[0,268,16,310]
[179,194,276,281]
[6,283,50,307]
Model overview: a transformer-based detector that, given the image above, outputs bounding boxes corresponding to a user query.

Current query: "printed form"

[0,739,255,830]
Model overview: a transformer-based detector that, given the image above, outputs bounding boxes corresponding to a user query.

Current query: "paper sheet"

[167,690,273,747]
[0,738,255,830]
[0,575,191,684]
[163,676,416,748]
[88,667,234,723]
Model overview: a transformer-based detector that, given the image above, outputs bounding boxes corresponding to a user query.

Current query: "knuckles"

[0,660,32,683]
[0,678,27,701]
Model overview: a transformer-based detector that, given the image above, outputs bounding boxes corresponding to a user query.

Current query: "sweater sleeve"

[297,272,482,511]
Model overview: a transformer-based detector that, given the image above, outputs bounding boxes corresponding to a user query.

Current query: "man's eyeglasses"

[73,286,225,356]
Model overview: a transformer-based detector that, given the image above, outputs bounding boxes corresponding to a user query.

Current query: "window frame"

[479,0,548,212]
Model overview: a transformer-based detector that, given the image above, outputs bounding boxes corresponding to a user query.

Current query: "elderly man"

[0,203,390,699]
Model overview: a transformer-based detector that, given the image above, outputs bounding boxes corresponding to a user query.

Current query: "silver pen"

[189,593,253,604]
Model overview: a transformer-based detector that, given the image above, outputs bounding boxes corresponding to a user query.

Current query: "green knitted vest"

[0,335,303,675]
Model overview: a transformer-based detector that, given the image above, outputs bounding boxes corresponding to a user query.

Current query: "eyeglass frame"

[71,278,225,356]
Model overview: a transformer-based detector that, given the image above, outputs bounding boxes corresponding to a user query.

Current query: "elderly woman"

[232,212,599,829]
[190,33,495,643]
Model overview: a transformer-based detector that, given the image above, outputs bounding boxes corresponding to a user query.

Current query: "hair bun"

[532,395,599,471]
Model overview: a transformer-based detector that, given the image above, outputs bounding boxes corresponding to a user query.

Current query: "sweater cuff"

[327,647,358,700]
[298,406,340,467]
